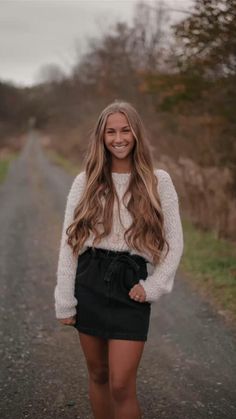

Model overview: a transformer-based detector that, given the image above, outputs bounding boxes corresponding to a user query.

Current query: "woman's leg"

[78,331,114,419]
[108,339,145,419]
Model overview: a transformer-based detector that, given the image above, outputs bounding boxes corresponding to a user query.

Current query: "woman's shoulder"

[153,168,178,201]
[71,170,87,188]
[67,171,87,201]
[153,168,173,184]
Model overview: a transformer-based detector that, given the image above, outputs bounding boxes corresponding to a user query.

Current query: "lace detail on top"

[111,172,131,185]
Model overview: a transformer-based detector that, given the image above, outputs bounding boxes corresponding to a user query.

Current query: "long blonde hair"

[66,101,169,265]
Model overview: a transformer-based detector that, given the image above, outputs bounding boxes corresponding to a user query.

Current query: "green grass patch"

[45,149,80,176]
[180,218,236,319]
[0,152,18,183]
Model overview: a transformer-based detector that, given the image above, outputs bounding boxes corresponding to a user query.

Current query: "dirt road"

[0,131,236,419]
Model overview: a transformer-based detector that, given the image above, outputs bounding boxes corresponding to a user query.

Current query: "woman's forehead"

[106,112,129,127]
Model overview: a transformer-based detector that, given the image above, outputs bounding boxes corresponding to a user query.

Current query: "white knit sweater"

[54,169,184,319]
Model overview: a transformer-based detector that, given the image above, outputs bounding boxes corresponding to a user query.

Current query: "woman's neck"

[111,164,132,174]
[110,156,133,174]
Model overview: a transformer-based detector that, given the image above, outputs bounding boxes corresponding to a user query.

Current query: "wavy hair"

[66,101,169,265]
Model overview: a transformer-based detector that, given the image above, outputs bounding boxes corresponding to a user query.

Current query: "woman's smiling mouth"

[112,144,128,149]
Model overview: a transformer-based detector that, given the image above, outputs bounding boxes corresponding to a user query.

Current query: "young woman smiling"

[54,101,184,419]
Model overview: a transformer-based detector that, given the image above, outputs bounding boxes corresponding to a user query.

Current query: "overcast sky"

[0,0,194,86]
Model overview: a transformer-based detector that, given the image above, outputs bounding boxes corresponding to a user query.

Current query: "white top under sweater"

[54,169,184,319]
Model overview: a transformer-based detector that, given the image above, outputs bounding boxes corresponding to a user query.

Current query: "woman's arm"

[54,171,86,319]
[139,169,184,303]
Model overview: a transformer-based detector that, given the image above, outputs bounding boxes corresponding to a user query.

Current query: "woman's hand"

[58,315,76,326]
[129,283,147,303]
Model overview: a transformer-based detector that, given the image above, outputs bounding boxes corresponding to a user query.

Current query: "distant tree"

[36,63,66,84]
[130,1,170,73]
[72,2,170,106]
[174,0,236,78]
[0,81,27,124]
[73,22,138,100]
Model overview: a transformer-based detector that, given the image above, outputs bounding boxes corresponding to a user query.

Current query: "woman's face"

[104,112,135,168]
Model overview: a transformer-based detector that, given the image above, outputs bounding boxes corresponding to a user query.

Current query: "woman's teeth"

[113,145,127,149]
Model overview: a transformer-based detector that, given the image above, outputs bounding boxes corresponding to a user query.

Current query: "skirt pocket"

[121,264,150,306]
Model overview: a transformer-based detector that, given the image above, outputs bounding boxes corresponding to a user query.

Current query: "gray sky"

[0,0,194,86]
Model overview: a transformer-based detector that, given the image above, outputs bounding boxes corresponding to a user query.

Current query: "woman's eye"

[106,129,130,134]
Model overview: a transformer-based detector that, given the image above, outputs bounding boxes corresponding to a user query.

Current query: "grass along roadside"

[180,218,236,321]
[44,148,81,176]
[45,148,236,321]
[0,152,18,184]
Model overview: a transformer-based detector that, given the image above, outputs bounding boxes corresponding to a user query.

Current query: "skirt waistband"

[86,246,148,265]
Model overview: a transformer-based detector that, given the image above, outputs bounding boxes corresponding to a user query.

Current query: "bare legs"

[108,338,145,419]
[78,332,114,419]
[78,332,145,419]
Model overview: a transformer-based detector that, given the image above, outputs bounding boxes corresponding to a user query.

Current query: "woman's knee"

[89,364,109,385]
[110,378,135,403]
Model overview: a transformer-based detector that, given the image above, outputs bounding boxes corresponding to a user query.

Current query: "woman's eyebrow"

[106,125,130,130]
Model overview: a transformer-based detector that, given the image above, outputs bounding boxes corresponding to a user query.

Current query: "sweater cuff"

[138,276,173,303]
[55,305,77,319]
[138,279,157,303]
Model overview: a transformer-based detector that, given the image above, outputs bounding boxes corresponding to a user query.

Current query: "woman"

[54,100,184,419]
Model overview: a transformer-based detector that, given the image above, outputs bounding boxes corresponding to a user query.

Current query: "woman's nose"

[115,132,122,142]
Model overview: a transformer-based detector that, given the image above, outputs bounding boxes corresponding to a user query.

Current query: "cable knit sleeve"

[138,169,184,303]
[54,171,87,319]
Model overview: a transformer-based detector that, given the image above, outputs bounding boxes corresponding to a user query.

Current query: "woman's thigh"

[108,339,145,389]
[79,332,109,381]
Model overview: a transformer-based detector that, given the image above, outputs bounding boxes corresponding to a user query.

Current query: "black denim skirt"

[73,246,151,341]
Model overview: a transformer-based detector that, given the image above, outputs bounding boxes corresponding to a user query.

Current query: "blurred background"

[0,0,235,318]
[1,2,236,417]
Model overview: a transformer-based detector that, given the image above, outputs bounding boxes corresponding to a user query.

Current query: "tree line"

[32,1,236,174]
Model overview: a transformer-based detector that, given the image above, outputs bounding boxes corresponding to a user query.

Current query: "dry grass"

[0,150,18,183]
[180,218,236,322]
